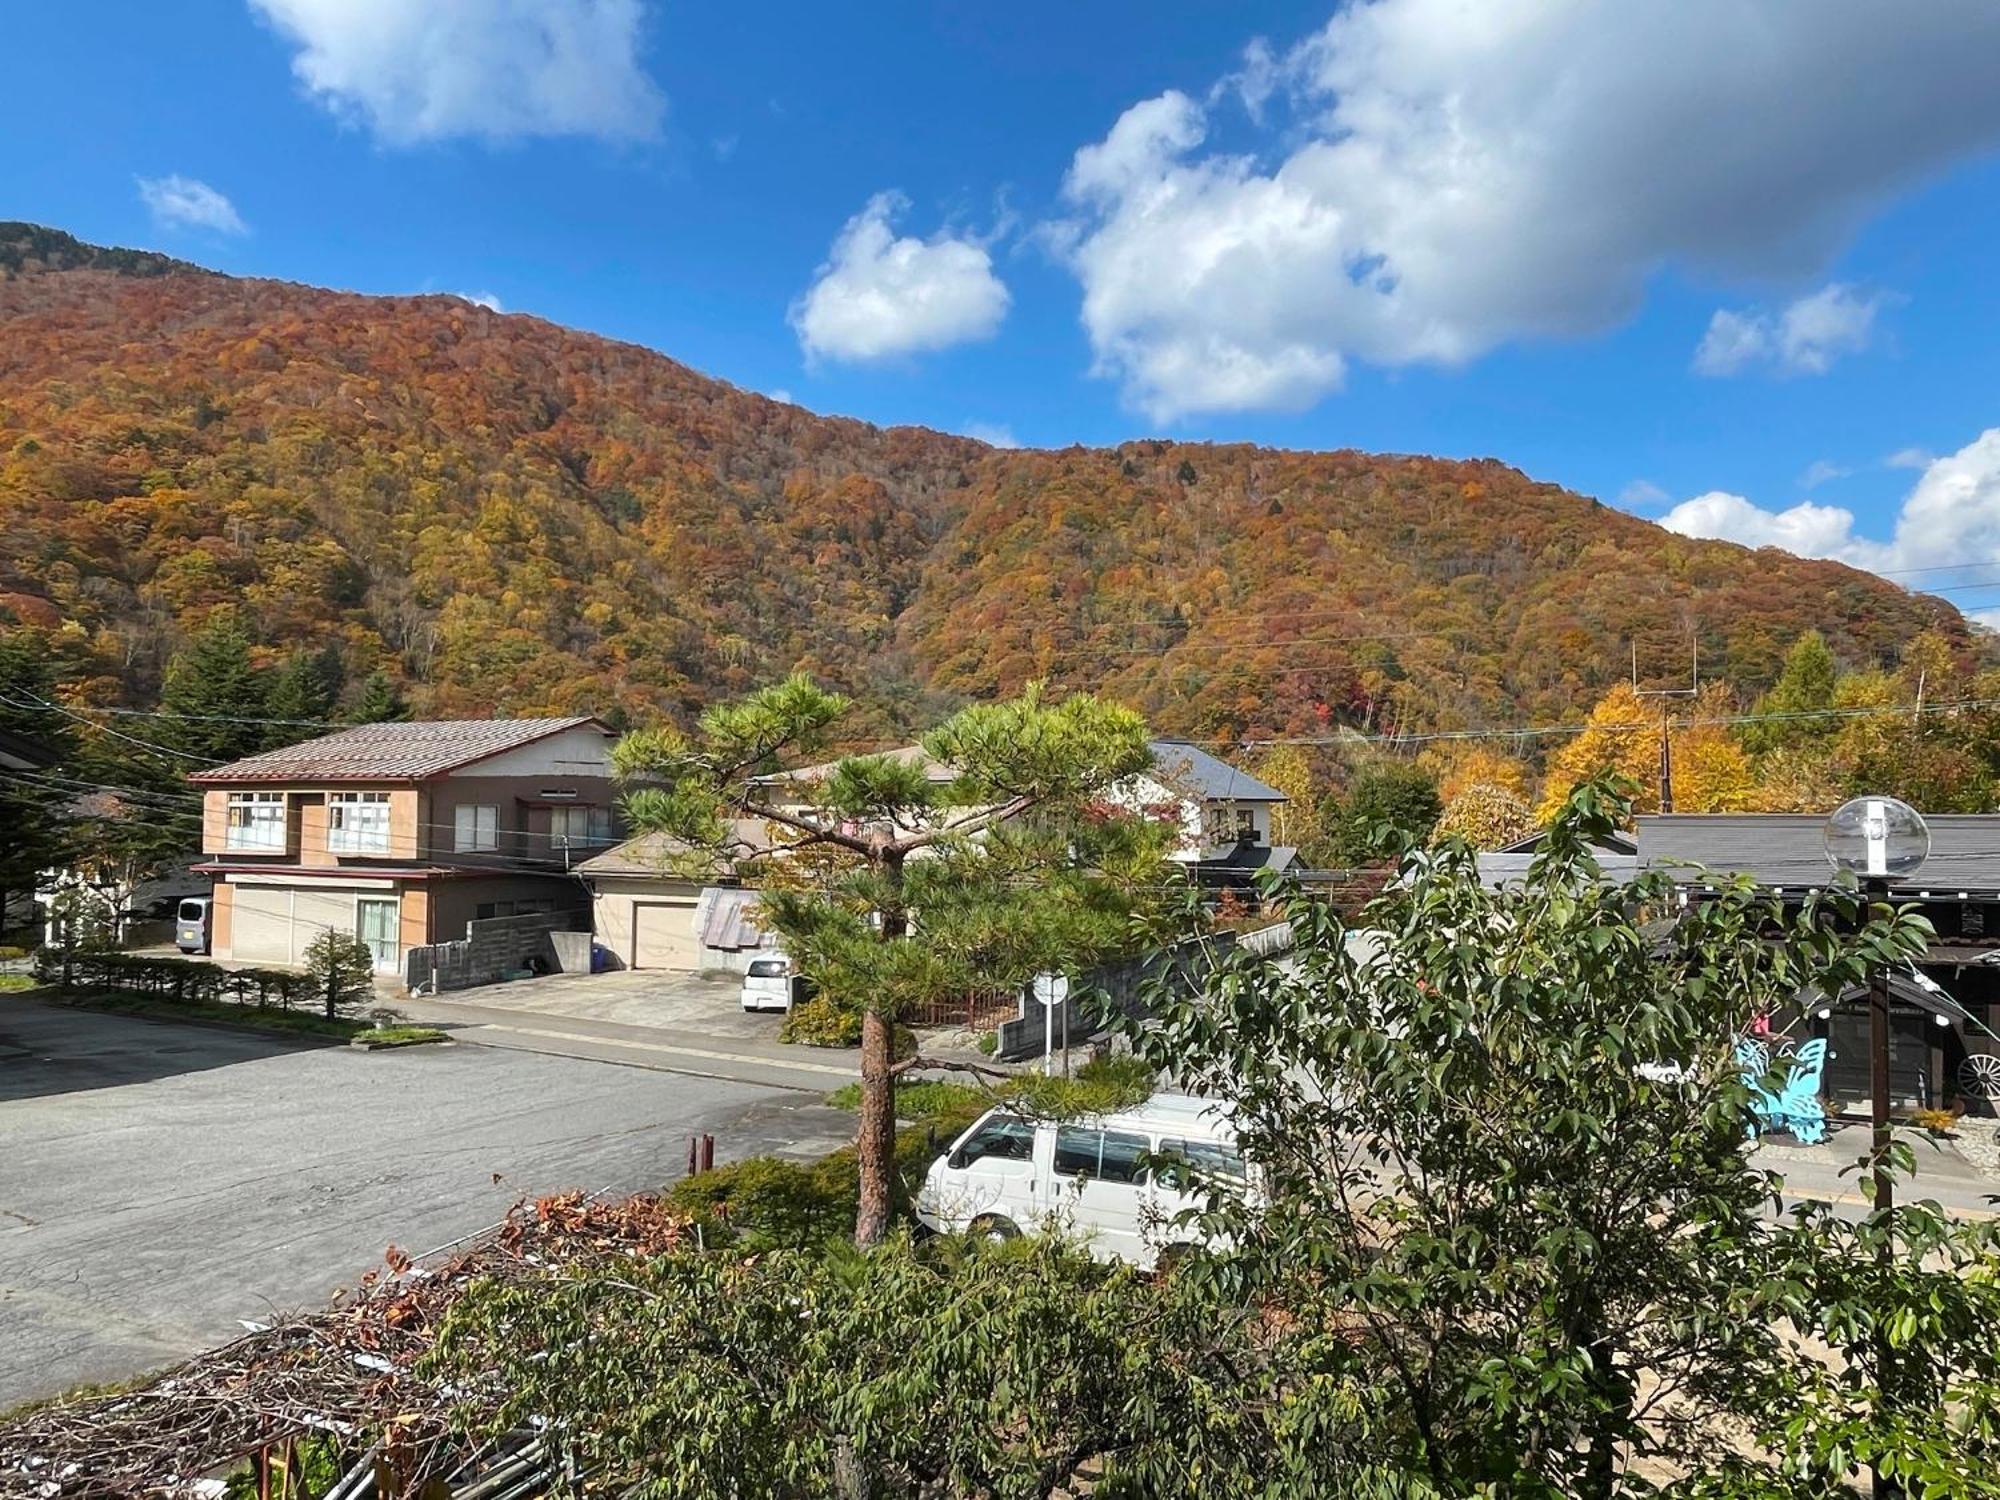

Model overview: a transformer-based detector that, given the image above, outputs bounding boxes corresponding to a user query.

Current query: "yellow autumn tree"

[1673,704,1756,813]
[1433,781,1537,849]
[1418,741,1531,802]
[1254,744,1333,863]
[1538,683,1753,822]
[1537,684,1654,821]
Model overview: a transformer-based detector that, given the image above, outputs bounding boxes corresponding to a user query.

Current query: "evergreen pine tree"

[0,630,77,939]
[157,612,270,763]
[264,645,344,748]
[350,670,411,724]
[1744,630,1839,753]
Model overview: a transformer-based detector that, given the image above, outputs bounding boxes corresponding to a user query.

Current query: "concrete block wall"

[406,908,587,994]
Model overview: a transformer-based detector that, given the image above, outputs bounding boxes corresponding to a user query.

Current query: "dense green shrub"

[32,950,319,1011]
[668,1131,946,1251]
[779,994,861,1046]
[0,943,32,961]
[825,1079,989,1124]
[780,997,918,1059]
[825,1058,1156,1134]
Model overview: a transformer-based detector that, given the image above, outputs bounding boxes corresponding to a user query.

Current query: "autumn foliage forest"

[1,222,1993,862]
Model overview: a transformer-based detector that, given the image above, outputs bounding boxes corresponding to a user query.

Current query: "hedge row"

[34,951,324,1011]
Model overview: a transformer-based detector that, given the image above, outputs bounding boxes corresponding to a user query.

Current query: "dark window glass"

[1155,1137,1247,1190]
[1097,1129,1151,1185]
[1053,1126,1104,1179]
[747,959,789,978]
[959,1114,1035,1166]
[179,901,204,921]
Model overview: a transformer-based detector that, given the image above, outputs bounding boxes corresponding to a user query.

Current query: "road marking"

[471,1025,857,1078]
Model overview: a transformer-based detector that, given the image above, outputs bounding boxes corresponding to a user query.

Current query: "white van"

[915,1093,1250,1270]
[174,897,212,955]
[739,952,806,1013]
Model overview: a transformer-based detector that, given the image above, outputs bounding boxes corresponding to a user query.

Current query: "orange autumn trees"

[0,221,1966,751]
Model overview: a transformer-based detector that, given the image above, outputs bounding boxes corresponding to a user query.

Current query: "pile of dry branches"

[0,1193,694,1499]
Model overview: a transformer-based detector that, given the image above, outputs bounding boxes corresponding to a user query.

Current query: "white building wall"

[443,726,614,780]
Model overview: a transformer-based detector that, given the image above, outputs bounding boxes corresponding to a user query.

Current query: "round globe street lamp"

[1823,796,1930,1220]
[1824,795,1930,884]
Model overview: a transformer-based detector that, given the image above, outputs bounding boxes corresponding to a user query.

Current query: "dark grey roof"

[1197,843,1298,872]
[0,725,55,770]
[1147,740,1286,803]
[1494,828,1637,856]
[1638,814,2000,894]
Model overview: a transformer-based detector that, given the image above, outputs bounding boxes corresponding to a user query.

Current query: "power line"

[0,691,226,765]
[0,769,625,878]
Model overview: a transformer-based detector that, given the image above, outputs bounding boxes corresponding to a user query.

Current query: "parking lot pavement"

[0,998,849,1409]
[411,967,779,1038]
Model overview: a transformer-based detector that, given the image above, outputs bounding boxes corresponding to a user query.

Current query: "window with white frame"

[326,791,392,854]
[454,803,500,853]
[549,805,612,849]
[224,792,286,851]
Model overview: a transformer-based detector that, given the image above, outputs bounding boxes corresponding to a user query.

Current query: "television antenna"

[1630,636,1699,813]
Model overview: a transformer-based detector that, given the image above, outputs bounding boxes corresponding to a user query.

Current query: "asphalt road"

[0,1000,848,1409]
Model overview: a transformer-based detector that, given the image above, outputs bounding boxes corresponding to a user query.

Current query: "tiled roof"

[1146,739,1287,803]
[188,717,609,784]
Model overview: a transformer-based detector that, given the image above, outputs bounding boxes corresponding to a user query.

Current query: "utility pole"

[1631,636,1699,813]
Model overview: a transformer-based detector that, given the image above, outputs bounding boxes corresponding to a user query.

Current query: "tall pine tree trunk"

[854,849,906,1248]
[854,1007,896,1247]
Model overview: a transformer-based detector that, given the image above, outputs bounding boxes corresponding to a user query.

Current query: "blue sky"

[8,2,2000,618]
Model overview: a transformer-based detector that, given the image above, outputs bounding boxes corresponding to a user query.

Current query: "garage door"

[229,886,292,965]
[632,901,700,970]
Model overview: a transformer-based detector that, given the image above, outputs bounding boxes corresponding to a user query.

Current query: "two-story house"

[190,718,622,974]
[1108,738,1289,865]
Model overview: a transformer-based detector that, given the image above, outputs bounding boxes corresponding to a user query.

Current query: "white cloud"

[1618,480,1670,511]
[1662,430,2000,623]
[136,175,247,235]
[1057,1,2000,421]
[767,388,795,405]
[960,422,1020,448]
[1800,459,1851,491]
[246,0,664,145]
[457,290,504,311]
[1694,284,1887,377]
[790,192,1010,364]
[1887,446,1935,470]
[1661,492,1874,561]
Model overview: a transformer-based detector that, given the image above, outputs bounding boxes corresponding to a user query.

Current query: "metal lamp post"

[1823,795,1930,1217]
[1823,797,1930,1500]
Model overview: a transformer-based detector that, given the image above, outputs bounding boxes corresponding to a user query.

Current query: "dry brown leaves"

[0,1191,694,1500]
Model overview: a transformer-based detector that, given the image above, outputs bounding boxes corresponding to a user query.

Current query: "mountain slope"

[0,224,1966,741]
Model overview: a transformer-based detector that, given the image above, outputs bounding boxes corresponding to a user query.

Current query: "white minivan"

[915,1093,1250,1270]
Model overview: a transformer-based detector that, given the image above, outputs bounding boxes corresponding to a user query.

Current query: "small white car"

[915,1093,1250,1270]
[739,953,803,1013]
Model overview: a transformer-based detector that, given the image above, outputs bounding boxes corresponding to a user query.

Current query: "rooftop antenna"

[1631,634,1700,813]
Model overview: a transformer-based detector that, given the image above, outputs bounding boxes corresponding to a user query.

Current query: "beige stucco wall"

[588,875,703,969]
